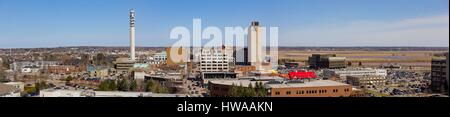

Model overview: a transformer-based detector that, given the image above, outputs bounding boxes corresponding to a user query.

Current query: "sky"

[0,0,448,48]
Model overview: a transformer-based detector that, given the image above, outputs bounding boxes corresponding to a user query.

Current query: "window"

[344,88,350,92]
[286,91,291,95]
[275,92,280,95]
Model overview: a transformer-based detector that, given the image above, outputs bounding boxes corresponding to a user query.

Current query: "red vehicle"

[288,71,317,80]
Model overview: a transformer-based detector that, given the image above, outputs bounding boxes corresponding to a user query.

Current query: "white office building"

[323,68,387,81]
[199,47,234,72]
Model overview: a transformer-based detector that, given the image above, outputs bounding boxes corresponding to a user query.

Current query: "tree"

[237,83,244,97]
[247,83,256,97]
[145,80,169,93]
[145,80,155,92]
[65,76,74,82]
[108,80,117,91]
[129,80,137,91]
[226,82,266,97]
[35,81,48,94]
[98,80,109,91]
[255,82,266,97]
[117,79,129,91]
[227,83,238,97]
[97,80,118,91]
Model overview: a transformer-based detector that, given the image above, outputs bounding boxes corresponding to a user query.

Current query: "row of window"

[274,88,350,95]
[200,64,229,66]
[201,61,229,63]
[201,58,229,60]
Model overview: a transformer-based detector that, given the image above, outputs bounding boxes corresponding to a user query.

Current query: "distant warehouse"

[308,54,346,69]
[323,68,387,82]
[347,75,387,87]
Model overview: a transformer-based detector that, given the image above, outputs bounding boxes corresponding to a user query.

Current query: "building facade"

[266,80,352,97]
[0,84,21,97]
[308,54,346,69]
[47,65,81,74]
[153,51,167,62]
[323,68,387,82]
[347,75,387,87]
[431,53,449,95]
[115,57,135,73]
[199,47,234,73]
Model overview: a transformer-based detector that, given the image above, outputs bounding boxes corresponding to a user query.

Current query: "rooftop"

[0,84,20,95]
[324,68,385,72]
[209,79,267,87]
[265,80,349,88]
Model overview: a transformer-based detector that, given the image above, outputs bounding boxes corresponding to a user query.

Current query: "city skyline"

[0,0,449,48]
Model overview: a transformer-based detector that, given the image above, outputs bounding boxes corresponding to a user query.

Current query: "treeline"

[97,79,169,93]
[227,82,267,97]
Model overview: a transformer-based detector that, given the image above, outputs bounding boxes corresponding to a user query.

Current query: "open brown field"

[278,50,448,71]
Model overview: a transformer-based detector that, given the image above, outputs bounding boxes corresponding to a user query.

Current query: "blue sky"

[0,0,448,48]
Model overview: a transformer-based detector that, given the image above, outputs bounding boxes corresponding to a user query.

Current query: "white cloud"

[281,15,449,47]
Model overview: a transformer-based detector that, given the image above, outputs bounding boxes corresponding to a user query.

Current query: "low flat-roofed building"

[94,91,186,97]
[235,65,256,77]
[265,80,352,97]
[115,57,135,73]
[134,71,146,80]
[308,54,346,69]
[347,75,387,87]
[323,68,387,82]
[47,65,81,74]
[201,72,237,79]
[0,83,21,97]
[4,82,25,92]
[325,57,347,69]
[39,89,84,97]
[39,89,187,97]
[21,65,40,73]
[349,88,368,97]
[238,76,285,81]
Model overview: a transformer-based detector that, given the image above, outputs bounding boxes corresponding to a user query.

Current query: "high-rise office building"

[248,21,264,70]
[431,53,449,95]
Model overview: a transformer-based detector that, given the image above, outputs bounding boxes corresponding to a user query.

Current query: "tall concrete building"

[129,9,136,61]
[248,21,264,70]
[113,9,137,73]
